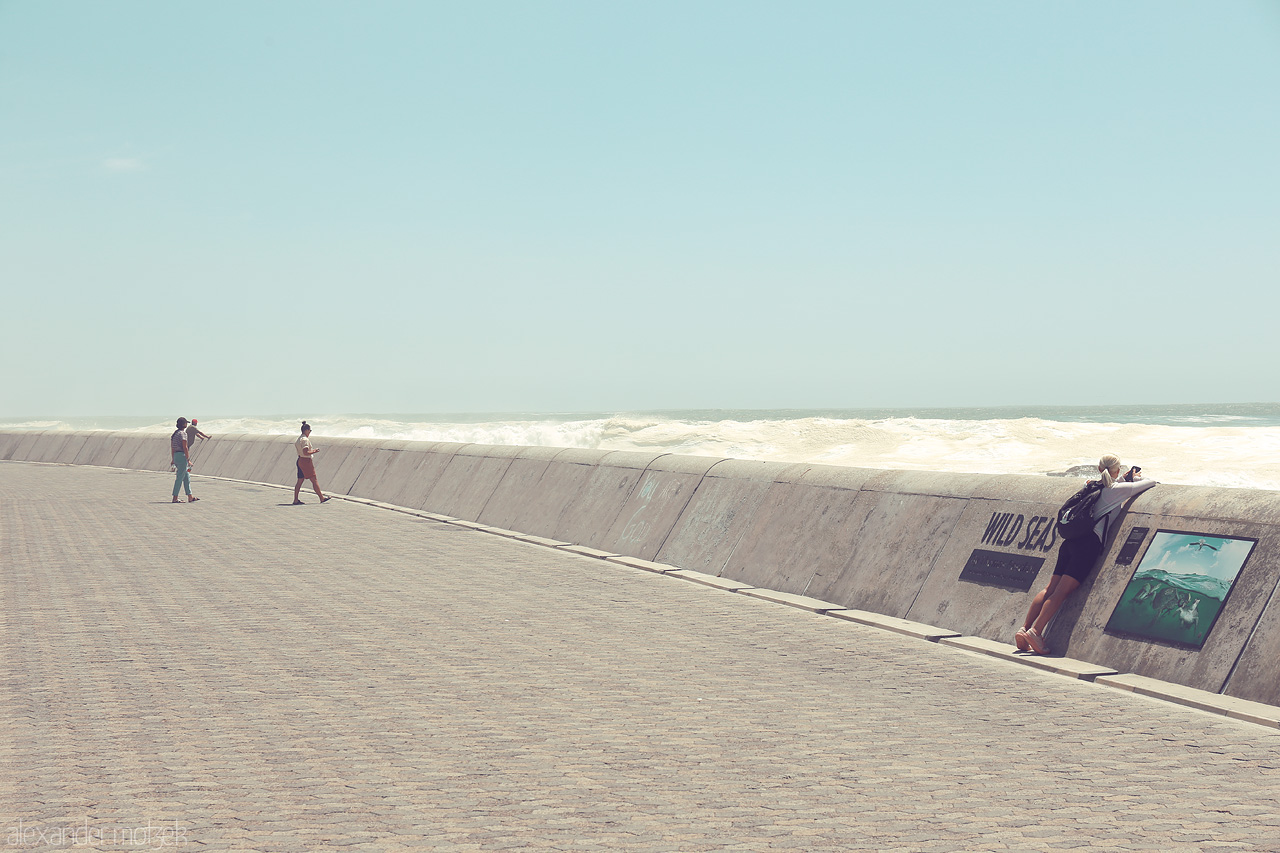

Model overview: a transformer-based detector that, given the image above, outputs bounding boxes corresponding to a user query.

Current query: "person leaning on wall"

[1017,454,1156,655]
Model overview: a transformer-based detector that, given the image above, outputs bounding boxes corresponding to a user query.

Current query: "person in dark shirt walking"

[184,418,211,463]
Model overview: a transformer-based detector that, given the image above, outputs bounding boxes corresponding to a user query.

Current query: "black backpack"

[1055,481,1105,540]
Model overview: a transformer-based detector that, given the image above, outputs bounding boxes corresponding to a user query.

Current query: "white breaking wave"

[12,412,1278,491]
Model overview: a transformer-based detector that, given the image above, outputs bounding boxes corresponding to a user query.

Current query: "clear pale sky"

[3,2,1278,416]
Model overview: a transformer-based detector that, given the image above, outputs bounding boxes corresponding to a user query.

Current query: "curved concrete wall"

[5,430,1280,706]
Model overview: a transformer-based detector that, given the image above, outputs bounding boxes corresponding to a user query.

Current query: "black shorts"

[1052,534,1104,583]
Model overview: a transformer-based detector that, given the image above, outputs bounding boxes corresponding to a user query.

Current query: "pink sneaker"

[1024,628,1051,655]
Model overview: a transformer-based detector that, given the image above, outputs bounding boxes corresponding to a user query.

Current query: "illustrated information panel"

[1105,530,1256,649]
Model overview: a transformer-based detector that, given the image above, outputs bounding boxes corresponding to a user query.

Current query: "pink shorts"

[296,456,316,480]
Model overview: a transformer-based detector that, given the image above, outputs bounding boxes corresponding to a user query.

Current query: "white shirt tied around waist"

[1091,478,1158,541]
[295,435,314,458]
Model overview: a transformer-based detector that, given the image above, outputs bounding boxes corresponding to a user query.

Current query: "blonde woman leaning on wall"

[1017,454,1157,655]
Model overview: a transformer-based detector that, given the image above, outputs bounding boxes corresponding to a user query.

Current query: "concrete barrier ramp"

[654,459,795,576]
[807,472,980,619]
[321,439,383,495]
[10,432,46,463]
[716,464,876,595]
[599,453,721,561]
[51,432,91,465]
[549,451,665,549]
[0,431,23,460]
[475,446,571,532]
[384,443,467,510]
[30,432,76,463]
[422,444,522,520]
[235,435,289,483]
[186,434,237,477]
[114,435,168,472]
[347,441,422,500]
[72,432,113,466]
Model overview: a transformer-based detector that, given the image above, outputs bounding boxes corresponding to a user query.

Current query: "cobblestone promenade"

[4,463,1280,852]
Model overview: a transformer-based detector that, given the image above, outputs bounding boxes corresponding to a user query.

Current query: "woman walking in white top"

[293,421,330,505]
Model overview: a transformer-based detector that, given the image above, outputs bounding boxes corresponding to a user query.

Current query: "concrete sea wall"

[4,430,1280,706]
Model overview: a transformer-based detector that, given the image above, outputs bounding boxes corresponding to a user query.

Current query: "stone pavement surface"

[4,463,1280,853]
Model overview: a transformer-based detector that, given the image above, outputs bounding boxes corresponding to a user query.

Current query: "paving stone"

[3,462,1280,851]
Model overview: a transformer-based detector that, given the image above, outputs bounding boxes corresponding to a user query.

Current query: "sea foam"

[7,411,1278,491]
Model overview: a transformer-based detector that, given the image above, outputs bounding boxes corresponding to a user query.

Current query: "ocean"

[4,403,1280,491]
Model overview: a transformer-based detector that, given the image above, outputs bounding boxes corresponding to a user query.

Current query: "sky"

[2,1,1278,416]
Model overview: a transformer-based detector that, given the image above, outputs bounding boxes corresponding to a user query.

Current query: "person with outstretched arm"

[1017,454,1156,655]
[184,418,211,466]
